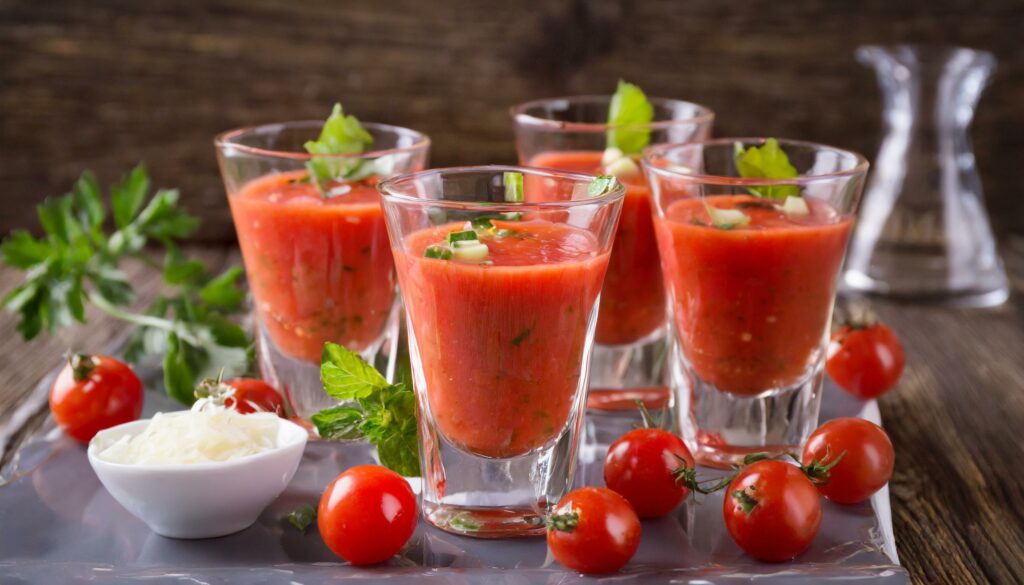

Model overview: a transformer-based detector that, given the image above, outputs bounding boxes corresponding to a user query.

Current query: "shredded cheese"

[95,406,281,465]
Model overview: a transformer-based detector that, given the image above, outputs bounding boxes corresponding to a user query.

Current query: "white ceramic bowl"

[87,417,308,539]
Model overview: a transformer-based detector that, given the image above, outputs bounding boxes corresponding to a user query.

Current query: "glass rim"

[378,164,627,211]
[642,137,870,187]
[510,94,715,133]
[213,120,431,160]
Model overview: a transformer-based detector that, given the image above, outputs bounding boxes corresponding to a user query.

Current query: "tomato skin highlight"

[603,428,694,518]
[50,354,143,443]
[221,378,285,416]
[723,460,821,562]
[803,417,895,504]
[827,323,905,399]
[546,487,641,575]
[317,465,417,566]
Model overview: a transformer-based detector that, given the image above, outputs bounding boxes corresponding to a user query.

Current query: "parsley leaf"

[607,80,655,155]
[0,165,253,405]
[304,103,376,196]
[733,138,800,199]
[314,342,420,477]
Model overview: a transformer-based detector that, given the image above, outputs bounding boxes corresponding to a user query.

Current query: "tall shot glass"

[215,121,429,420]
[643,139,868,467]
[511,96,713,412]
[379,167,625,537]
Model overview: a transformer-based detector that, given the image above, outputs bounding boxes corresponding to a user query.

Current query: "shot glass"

[511,95,713,412]
[379,166,625,537]
[643,139,868,467]
[215,121,429,420]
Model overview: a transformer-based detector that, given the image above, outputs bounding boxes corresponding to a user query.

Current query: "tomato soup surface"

[529,151,664,345]
[655,195,852,396]
[229,171,396,363]
[395,220,609,458]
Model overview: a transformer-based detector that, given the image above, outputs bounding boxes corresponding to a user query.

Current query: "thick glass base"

[255,304,402,420]
[843,269,1009,308]
[672,343,824,469]
[419,413,583,539]
[588,327,670,411]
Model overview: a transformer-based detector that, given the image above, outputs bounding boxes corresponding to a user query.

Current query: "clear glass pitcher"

[843,44,1009,307]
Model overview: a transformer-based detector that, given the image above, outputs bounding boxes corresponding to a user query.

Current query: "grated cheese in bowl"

[95,405,282,465]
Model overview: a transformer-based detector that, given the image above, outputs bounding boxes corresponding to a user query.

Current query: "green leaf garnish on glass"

[0,165,252,405]
[587,175,620,197]
[504,171,524,202]
[733,138,800,199]
[607,80,655,155]
[304,103,376,196]
[313,342,420,477]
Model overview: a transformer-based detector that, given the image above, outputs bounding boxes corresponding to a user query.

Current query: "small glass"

[643,139,868,467]
[379,166,625,537]
[215,121,430,420]
[511,96,713,413]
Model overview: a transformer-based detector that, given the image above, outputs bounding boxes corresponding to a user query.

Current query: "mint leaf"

[607,80,654,155]
[320,342,389,401]
[312,405,365,440]
[360,383,419,477]
[304,103,375,196]
[734,139,800,199]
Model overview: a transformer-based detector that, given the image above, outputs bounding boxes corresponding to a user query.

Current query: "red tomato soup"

[395,221,609,458]
[529,152,664,345]
[228,171,396,363]
[654,195,852,396]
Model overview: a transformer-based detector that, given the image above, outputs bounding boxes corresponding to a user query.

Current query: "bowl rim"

[87,416,308,472]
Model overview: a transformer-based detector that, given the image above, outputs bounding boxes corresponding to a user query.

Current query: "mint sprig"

[304,103,376,196]
[607,80,654,155]
[733,138,800,199]
[313,342,420,477]
[0,165,252,405]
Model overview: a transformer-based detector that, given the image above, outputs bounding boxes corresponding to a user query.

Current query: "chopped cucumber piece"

[424,245,452,260]
[705,203,751,228]
[781,196,809,216]
[604,155,640,178]
[447,230,478,244]
[452,241,489,262]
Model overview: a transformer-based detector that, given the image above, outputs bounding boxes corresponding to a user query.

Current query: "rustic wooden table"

[1,242,1022,585]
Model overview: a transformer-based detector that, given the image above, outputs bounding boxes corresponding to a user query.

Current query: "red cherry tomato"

[827,323,905,399]
[50,354,143,443]
[547,487,641,574]
[802,417,895,504]
[604,428,694,518]
[723,460,821,562]
[318,465,417,565]
[222,378,285,416]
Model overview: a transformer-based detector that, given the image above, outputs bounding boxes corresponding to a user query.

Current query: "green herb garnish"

[733,138,799,199]
[313,343,420,477]
[0,165,251,405]
[304,103,376,196]
[287,504,316,533]
[424,245,452,260]
[504,171,524,203]
[587,175,620,197]
[446,230,478,244]
[607,80,654,155]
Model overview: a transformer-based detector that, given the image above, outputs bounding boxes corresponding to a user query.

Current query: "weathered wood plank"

[1,0,1022,242]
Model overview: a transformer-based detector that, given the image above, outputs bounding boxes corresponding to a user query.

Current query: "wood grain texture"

[0,243,1022,584]
[1,0,1023,243]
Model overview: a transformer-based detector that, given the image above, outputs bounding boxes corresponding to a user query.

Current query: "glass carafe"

[843,45,1009,307]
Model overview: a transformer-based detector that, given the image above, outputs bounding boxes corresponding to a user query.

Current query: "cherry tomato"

[723,460,821,562]
[547,487,641,574]
[50,353,143,443]
[318,465,417,565]
[802,417,895,504]
[604,428,694,518]
[222,378,285,416]
[827,323,905,399]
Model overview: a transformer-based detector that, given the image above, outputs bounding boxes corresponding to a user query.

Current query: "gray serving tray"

[0,368,907,584]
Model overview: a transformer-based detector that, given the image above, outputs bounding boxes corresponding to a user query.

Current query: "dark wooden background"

[1,0,1023,242]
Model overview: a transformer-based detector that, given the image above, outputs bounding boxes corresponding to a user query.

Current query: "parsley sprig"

[0,165,252,405]
[734,138,800,199]
[607,80,655,155]
[304,103,377,196]
[312,342,420,477]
